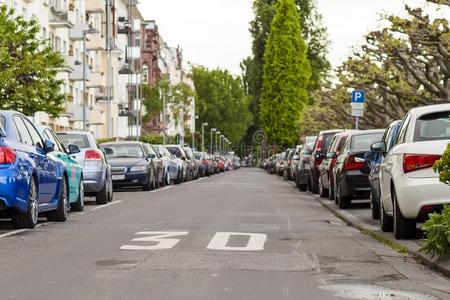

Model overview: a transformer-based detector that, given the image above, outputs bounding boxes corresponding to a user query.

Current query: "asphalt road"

[0,168,449,300]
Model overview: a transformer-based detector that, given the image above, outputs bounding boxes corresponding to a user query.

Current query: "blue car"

[0,111,69,229]
[365,120,402,220]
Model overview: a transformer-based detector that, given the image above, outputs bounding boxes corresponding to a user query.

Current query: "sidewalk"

[309,191,450,277]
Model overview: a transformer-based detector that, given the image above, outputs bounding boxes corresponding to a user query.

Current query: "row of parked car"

[263,103,450,239]
[0,110,241,229]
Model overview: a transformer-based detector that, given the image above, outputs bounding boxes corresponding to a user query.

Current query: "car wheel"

[337,184,351,209]
[143,170,152,191]
[310,176,319,194]
[155,169,161,189]
[166,170,171,185]
[319,176,329,198]
[329,180,335,201]
[12,177,39,229]
[370,192,380,220]
[96,177,109,205]
[70,179,85,212]
[295,171,301,189]
[107,175,113,202]
[47,176,68,222]
[393,190,416,239]
[175,168,182,184]
[283,170,288,180]
[380,199,393,232]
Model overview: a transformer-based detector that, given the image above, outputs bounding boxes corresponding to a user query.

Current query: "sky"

[137,0,435,75]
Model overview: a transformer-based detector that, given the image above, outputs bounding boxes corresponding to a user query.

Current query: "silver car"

[56,131,113,205]
[153,145,185,184]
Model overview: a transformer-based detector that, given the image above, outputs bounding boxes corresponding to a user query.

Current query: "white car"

[376,104,450,239]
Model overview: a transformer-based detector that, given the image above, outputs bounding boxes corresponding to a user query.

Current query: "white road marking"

[207,232,267,251]
[0,222,53,239]
[181,177,206,185]
[86,200,122,212]
[121,231,189,250]
[150,186,173,193]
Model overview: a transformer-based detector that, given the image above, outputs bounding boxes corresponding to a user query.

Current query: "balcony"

[59,55,75,73]
[69,62,91,81]
[86,0,105,13]
[66,102,105,125]
[49,0,74,28]
[87,71,105,89]
[87,34,106,51]
[69,23,90,41]
[126,46,141,60]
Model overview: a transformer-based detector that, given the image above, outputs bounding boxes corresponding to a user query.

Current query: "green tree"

[259,0,312,146]
[0,5,65,117]
[192,66,253,147]
[241,0,330,144]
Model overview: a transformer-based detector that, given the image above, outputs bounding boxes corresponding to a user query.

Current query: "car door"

[381,115,411,214]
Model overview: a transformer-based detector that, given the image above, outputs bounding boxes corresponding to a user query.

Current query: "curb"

[309,192,450,278]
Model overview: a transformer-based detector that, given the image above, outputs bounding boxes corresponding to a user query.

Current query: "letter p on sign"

[352,90,365,103]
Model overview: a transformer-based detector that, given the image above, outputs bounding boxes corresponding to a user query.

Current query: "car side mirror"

[304,149,312,155]
[181,156,186,161]
[293,155,300,160]
[370,141,386,153]
[68,144,81,154]
[326,151,337,159]
[103,148,114,155]
[44,139,55,153]
[147,153,156,159]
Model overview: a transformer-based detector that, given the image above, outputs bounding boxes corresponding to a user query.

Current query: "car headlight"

[130,165,147,172]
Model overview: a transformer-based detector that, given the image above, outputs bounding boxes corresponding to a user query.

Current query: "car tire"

[166,170,171,185]
[107,175,113,202]
[70,179,84,212]
[47,176,68,222]
[96,178,109,205]
[319,176,329,198]
[155,169,161,189]
[295,171,301,188]
[337,184,351,209]
[160,170,166,188]
[12,177,39,229]
[143,170,152,191]
[329,181,335,201]
[393,190,416,239]
[380,200,393,232]
[175,168,182,184]
[370,192,380,220]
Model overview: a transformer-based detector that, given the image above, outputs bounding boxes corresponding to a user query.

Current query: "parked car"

[376,104,450,239]
[101,142,156,191]
[195,152,212,177]
[310,131,342,194]
[295,137,317,191]
[37,126,85,211]
[215,156,226,172]
[143,143,166,188]
[0,111,69,228]
[333,129,385,209]
[318,131,356,200]
[365,120,402,220]
[283,148,297,180]
[153,145,181,184]
[165,145,188,184]
[57,131,113,205]
[183,146,199,180]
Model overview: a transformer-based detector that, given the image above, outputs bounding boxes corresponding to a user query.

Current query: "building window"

[135,37,141,47]
[42,27,47,40]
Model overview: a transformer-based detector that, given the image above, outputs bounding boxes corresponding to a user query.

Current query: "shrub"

[422,205,450,258]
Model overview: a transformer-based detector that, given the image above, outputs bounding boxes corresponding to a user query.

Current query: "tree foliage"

[259,0,311,146]
[0,5,65,117]
[305,0,449,131]
[241,0,330,142]
[191,66,253,146]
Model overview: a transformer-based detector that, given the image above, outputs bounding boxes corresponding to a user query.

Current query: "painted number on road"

[207,232,267,251]
[120,231,189,251]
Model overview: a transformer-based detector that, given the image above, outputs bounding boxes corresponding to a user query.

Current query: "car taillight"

[85,150,102,161]
[403,154,441,173]
[344,155,365,171]
[0,146,16,164]
[315,136,323,153]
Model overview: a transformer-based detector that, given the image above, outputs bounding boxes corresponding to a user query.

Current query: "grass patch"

[360,228,408,254]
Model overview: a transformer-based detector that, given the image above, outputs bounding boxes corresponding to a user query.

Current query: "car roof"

[0,110,22,117]
[318,129,344,135]
[101,141,142,145]
[57,131,92,135]
[408,104,450,117]
[347,129,385,137]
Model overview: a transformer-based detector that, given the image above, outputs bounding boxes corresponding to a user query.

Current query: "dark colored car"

[101,142,157,191]
[318,131,356,200]
[309,130,343,194]
[333,129,385,209]
[365,121,402,219]
[183,146,199,180]
[143,143,166,188]
[295,137,317,191]
[283,148,297,181]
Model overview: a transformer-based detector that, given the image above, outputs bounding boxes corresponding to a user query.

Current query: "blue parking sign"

[352,90,365,103]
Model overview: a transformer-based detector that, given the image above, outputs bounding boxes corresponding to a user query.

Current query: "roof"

[408,104,450,117]
[348,129,385,137]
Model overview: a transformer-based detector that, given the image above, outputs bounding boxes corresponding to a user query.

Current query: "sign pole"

[356,116,359,130]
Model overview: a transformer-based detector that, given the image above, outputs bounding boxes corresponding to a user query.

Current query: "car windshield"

[351,133,384,151]
[57,134,90,149]
[321,134,335,153]
[103,144,145,158]
[0,117,5,136]
[414,111,450,142]
[167,147,183,158]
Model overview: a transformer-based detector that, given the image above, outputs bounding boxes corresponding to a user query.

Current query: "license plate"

[112,175,125,181]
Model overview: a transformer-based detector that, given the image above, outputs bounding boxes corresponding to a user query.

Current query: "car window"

[336,136,348,152]
[322,133,335,153]
[328,136,338,152]
[0,116,5,129]
[22,117,44,148]
[351,133,384,152]
[414,111,450,142]
[57,134,90,148]
[145,145,156,156]
[395,114,411,145]
[103,144,145,158]
[13,116,34,146]
[382,125,393,144]
[167,147,184,158]
[45,130,65,152]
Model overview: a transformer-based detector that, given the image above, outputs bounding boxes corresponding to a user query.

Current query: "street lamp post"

[220,135,224,154]
[202,123,208,152]
[82,27,98,131]
[192,115,198,149]
[215,131,221,154]
[210,128,216,154]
